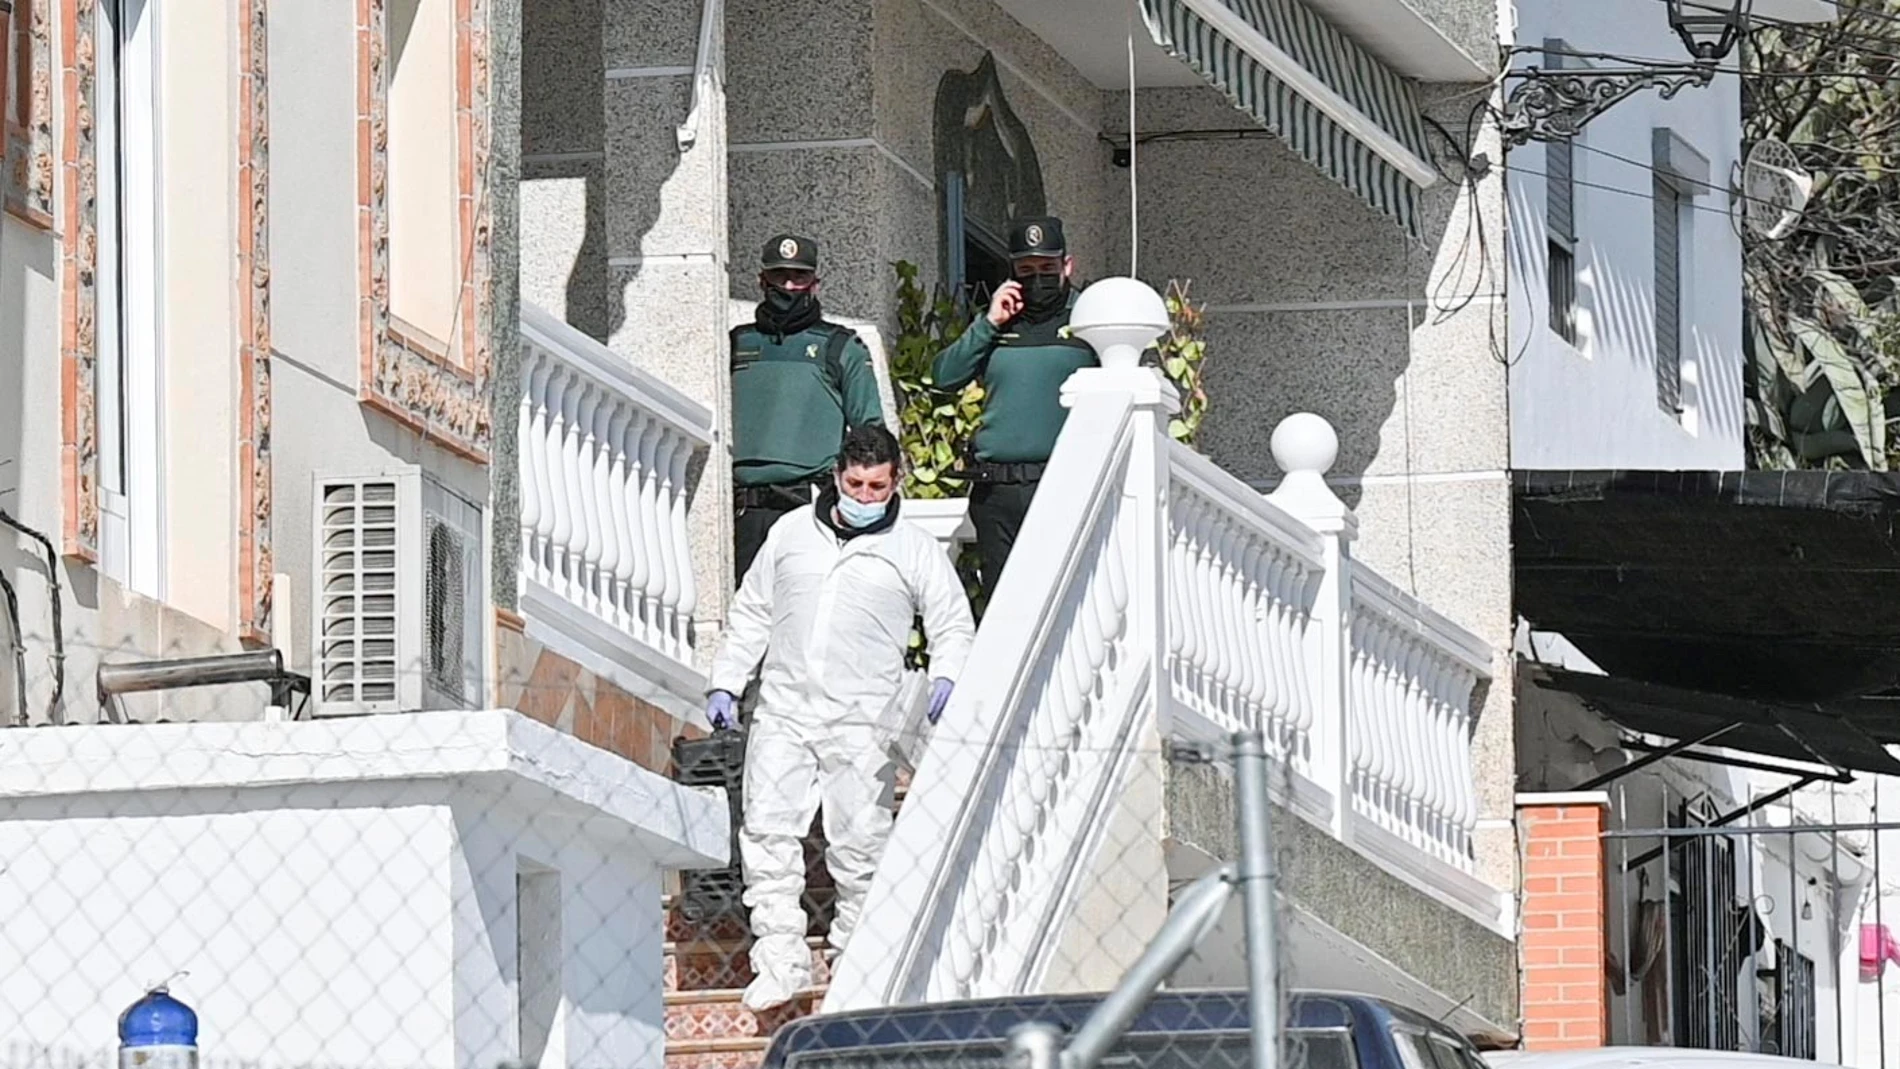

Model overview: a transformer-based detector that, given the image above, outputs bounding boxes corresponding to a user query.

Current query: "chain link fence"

[0,630,1382,1069]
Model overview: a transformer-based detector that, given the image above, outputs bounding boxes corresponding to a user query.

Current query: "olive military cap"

[1007,216,1066,258]
[760,233,819,271]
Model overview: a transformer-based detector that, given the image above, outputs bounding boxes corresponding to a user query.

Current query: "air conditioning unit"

[311,468,485,716]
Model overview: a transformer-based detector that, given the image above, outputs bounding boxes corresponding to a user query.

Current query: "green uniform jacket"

[730,320,885,487]
[931,304,1098,465]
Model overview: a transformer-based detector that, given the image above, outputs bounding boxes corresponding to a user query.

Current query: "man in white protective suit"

[706,424,976,1011]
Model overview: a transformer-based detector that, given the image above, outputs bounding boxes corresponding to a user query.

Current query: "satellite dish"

[1743,138,1814,241]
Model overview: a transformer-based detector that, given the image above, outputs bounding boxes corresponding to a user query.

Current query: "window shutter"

[1653,175,1682,413]
[1547,138,1575,245]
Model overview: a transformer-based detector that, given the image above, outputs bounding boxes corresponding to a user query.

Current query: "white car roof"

[1484,1049,1845,1069]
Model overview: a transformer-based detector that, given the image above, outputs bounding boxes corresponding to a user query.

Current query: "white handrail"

[830,379,1506,1006]
[518,303,713,447]
[826,389,1148,1010]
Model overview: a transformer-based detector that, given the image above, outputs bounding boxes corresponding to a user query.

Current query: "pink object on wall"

[1861,924,1900,982]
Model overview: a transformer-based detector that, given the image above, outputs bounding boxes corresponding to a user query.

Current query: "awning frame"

[1175,0,1440,190]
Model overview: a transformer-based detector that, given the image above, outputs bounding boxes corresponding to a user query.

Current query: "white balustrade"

[516,303,715,711]
[828,280,1505,1013]
[1347,570,1489,873]
[1165,444,1325,776]
[828,377,1160,1012]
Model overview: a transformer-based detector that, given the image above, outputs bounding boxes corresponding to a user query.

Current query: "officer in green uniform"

[932,216,1096,601]
[730,233,886,580]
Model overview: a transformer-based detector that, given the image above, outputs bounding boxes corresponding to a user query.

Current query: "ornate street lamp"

[1500,0,1746,146]
[1668,0,1749,62]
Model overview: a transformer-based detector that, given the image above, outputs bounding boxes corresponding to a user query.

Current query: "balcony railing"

[826,367,1502,1013]
[516,303,716,714]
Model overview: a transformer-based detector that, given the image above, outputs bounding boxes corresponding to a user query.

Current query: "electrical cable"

[1127,0,1140,278]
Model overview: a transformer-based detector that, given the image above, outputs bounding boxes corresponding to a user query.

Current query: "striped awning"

[1140,0,1440,241]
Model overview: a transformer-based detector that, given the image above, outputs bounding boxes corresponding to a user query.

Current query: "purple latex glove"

[927,678,954,725]
[707,690,737,731]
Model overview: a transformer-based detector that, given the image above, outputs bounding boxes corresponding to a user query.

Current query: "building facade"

[25,0,1866,1063]
[1504,0,1892,1062]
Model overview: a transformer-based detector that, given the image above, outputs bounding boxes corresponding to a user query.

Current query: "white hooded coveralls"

[710,500,975,1005]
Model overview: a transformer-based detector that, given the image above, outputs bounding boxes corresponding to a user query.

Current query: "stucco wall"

[724,0,1111,335]
[1506,0,1746,470]
[1111,83,1517,892]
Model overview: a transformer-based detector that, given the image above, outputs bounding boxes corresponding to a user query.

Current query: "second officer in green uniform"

[730,232,886,580]
[932,216,1096,600]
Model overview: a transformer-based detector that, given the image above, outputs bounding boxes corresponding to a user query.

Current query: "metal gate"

[1600,786,1900,1066]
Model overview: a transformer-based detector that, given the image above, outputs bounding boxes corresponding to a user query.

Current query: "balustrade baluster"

[518,352,548,584]
[668,433,699,653]
[621,412,653,642]
[635,417,666,638]
[602,407,634,631]
[576,388,607,615]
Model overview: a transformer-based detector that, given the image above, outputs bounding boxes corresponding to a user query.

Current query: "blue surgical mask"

[835,489,889,529]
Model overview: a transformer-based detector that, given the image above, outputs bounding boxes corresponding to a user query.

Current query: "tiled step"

[663,898,838,943]
[665,986,827,1041]
[664,1036,772,1069]
[666,935,830,992]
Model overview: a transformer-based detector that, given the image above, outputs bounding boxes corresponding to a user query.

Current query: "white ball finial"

[1069,277,1170,370]
[1266,412,1352,534]
[1270,412,1338,475]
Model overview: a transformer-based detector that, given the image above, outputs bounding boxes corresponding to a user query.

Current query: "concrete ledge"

[1167,759,1517,1028]
[1516,791,1611,808]
[0,708,729,868]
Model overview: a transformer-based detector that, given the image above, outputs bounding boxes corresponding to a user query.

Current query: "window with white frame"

[1544,45,1579,346]
[1651,129,1707,422]
[94,0,164,596]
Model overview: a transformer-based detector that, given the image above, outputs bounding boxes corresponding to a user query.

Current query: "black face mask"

[1019,271,1069,322]
[759,284,822,335]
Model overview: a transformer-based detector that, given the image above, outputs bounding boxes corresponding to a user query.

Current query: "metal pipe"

[97,649,291,705]
[1606,819,1900,837]
[0,506,65,718]
[1617,740,1853,784]
[1234,730,1282,1069]
[1617,776,1818,871]
[1573,723,1738,791]
[0,571,26,725]
[1013,729,1282,1069]
[1059,863,1237,1069]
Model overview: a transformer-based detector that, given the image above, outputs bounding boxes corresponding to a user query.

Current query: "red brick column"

[1518,792,1610,1051]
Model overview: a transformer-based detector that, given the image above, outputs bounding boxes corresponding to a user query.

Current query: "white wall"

[0,712,725,1069]
[1506,0,1746,470]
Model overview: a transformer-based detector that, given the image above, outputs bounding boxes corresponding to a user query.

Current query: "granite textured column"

[602,0,733,647]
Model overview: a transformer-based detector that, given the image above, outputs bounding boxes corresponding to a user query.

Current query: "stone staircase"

[663,781,908,1069]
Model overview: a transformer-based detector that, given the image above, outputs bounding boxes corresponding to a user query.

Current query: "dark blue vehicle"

[761,990,1496,1069]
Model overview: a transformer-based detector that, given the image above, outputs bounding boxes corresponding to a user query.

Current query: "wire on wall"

[1127,1,1140,277]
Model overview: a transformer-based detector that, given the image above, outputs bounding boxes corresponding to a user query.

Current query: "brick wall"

[1518,792,1610,1050]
